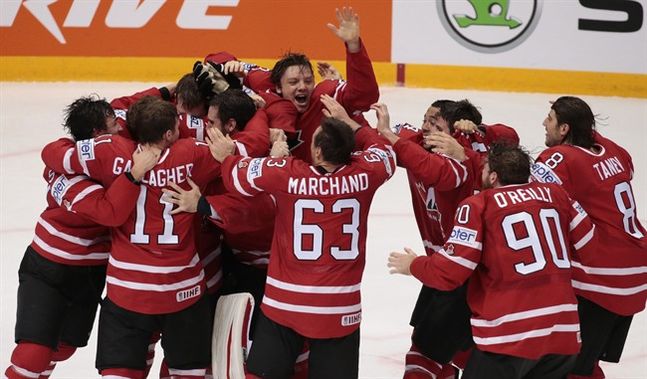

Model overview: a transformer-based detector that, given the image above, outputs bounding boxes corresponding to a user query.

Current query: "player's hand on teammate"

[317,62,343,81]
[270,140,290,158]
[222,60,247,77]
[327,7,360,53]
[206,126,235,163]
[269,128,287,144]
[370,103,391,135]
[426,132,467,161]
[453,119,479,135]
[320,94,362,131]
[130,145,161,181]
[163,178,201,215]
[248,92,267,109]
[387,247,418,275]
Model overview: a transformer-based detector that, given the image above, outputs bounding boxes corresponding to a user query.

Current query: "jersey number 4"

[293,199,360,261]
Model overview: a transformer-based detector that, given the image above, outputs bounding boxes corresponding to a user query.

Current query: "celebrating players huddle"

[5,6,646,379]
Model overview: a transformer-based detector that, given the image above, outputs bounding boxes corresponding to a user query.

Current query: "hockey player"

[389,143,598,379]
[201,7,379,163]
[531,96,647,379]
[203,96,395,378]
[5,96,158,379]
[40,97,222,378]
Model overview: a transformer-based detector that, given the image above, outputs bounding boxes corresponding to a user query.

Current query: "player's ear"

[225,119,236,134]
[559,123,570,138]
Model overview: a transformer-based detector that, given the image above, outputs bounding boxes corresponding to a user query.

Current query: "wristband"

[125,171,140,184]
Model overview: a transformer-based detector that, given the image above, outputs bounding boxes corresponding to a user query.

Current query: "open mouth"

[294,94,309,106]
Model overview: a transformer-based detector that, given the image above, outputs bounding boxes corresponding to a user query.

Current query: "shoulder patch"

[76,139,95,161]
[247,158,265,180]
[530,162,562,184]
[50,175,70,206]
[114,109,127,121]
[448,226,480,249]
[189,115,204,128]
[393,122,419,134]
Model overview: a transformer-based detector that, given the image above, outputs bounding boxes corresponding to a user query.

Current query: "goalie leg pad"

[212,293,255,379]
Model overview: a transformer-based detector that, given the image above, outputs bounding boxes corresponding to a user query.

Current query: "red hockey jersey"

[205,192,275,269]
[31,170,140,266]
[41,135,221,314]
[411,182,596,359]
[221,127,395,338]
[394,124,477,254]
[531,132,647,315]
[241,40,379,163]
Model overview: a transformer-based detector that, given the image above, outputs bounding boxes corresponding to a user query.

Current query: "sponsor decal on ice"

[341,311,362,326]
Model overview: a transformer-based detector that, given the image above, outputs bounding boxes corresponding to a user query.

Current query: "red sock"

[5,342,53,379]
[403,344,444,379]
[38,342,77,378]
[450,347,472,370]
[159,359,170,379]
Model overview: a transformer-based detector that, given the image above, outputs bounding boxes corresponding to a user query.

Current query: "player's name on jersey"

[113,158,195,187]
[593,156,625,181]
[288,173,369,196]
[493,186,554,208]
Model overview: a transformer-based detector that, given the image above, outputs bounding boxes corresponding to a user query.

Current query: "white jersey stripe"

[571,280,647,296]
[63,147,75,174]
[573,226,595,250]
[37,217,107,246]
[109,253,200,274]
[471,304,578,327]
[201,247,221,266]
[234,140,248,157]
[231,165,253,197]
[106,270,204,292]
[438,248,478,270]
[423,240,442,252]
[206,269,223,289]
[263,296,361,314]
[569,210,586,230]
[32,235,109,261]
[266,276,361,294]
[70,184,102,207]
[571,261,647,275]
[473,323,580,346]
[232,249,270,257]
